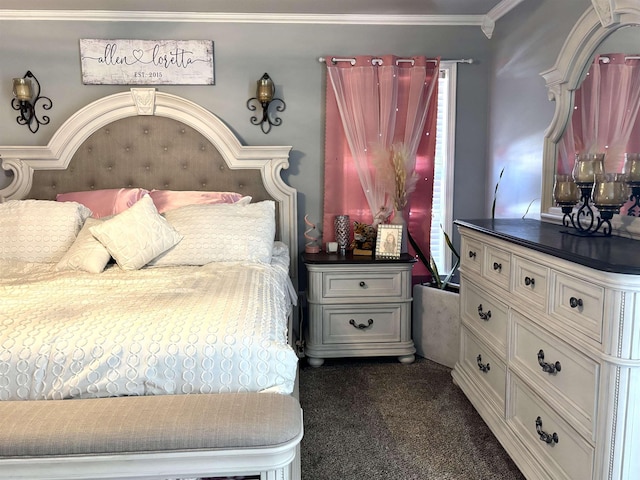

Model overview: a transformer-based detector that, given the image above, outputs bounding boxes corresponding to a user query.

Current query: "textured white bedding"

[0,246,298,400]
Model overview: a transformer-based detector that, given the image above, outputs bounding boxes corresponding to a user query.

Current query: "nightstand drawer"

[461,280,508,355]
[551,272,604,343]
[322,271,405,300]
[509,377,594,480]
[322,305,403,344]
[511,312,598,438]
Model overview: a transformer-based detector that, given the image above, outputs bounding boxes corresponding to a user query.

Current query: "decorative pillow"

[55,218,111,273]
[0,200,92,263]
[148,200,276,266]
[149,189,250,214]
[90,195,183,270]
[57,188,149,218]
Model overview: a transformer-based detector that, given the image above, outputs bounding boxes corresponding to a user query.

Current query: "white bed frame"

[0,89,301,480]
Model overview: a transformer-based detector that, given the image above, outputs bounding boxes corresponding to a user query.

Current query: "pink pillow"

[56,188,149,218]
[149,189,248,214]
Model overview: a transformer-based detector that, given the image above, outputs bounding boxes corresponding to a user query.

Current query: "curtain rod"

[318,56,474,65]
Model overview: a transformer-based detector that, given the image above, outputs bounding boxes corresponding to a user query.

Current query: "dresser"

[451,219,640,480]
[302,252,416,367]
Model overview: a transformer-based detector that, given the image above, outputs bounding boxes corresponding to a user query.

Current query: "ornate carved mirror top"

[540,2,640,237]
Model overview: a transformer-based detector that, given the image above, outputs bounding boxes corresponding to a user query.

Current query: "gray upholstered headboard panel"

[28,115,279,237]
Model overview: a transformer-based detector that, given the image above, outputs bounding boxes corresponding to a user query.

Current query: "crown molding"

[0,9,486,27]
[482,0,526,38]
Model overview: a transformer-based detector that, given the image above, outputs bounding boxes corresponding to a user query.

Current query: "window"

[430,62,457,275]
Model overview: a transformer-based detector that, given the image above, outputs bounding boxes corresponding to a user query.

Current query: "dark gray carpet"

[299,356,525,480]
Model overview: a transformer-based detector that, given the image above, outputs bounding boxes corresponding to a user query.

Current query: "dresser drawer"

[460,327,506,415]
[508,377,594,480]
[322,271,405,300]
[512,255,549,311]
[482,245,511,291]
[321,304,404,344]
[461,280,508,355]
[461,236,483,275]
[550,272,604,343]
[511,312,598,438]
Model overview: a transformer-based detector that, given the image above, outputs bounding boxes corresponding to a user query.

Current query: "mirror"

[541,4,640,235]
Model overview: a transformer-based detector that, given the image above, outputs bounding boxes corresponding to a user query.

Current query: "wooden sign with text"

[80,39,215,85]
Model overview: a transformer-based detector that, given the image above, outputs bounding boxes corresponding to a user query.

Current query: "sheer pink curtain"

[559,53,640,174]
[322,55,440,281]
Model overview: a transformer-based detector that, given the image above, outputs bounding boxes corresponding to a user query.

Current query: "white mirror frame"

[540,1,640,238]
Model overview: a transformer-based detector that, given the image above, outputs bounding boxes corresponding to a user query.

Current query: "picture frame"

[375,224,403,259]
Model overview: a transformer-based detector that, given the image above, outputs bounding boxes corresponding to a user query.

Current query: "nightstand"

[302,252,416,367]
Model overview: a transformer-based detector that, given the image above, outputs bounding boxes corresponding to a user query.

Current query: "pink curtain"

[559,53,640,174]
[322,55,440,281]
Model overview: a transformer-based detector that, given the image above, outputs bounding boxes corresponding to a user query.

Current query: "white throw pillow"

[148,200,276,266]
[55,218,112,273]
[0,199,92,263]
[90,195,183,270]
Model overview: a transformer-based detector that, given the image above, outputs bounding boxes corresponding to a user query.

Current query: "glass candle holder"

[334,215,350,255]
[553,174,579,205]
[572,153,605,185]
[623,153,640,185]
[592,173,629,207]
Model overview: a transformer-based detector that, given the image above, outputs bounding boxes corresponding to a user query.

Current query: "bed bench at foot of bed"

[0,392,303,480]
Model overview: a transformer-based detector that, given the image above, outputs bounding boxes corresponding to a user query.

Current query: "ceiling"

[0,0,526,38]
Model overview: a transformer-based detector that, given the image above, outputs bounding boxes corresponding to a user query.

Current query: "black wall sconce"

[11,71,53,134]
[246,73,285,134]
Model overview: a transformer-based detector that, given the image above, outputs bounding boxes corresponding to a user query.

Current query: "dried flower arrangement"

[372,142,419,220]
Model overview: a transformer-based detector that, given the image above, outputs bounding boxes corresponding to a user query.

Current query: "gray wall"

[0,18,491,262]
[486,0,592,218]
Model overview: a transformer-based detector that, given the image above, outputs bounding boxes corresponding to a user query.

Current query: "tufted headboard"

[28,116,273,204]
[0,89,298,288]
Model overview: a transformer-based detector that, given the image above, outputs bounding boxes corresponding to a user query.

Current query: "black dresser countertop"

[455,218,640,275]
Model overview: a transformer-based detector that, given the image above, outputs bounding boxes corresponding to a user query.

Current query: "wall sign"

[80,39,215,85]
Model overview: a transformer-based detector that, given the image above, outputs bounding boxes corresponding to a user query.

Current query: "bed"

[0,88,302,480]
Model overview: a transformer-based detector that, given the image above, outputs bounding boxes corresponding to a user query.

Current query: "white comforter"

[0,252,298,400]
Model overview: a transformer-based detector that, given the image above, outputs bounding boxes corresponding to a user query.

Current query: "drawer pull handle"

[477,304,492,321]
[359,281,367,288]
[537,349,561,374]
[524,276,535,287]
[569,296,583,308]
[493,262,502,272]
[535,416,559,445]
[469,251,477,259]
[349,318,373,329]
[476,354,490,373]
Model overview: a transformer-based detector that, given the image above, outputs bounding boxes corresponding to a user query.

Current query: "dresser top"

[455,219,640,275]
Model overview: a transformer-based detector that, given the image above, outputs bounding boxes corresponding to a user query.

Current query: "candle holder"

[11,71,53,134]
[623,153,640,216]
[334,215,350,255]
[555,155,627,237]
[560,186,615,237]
[626,185,640,217]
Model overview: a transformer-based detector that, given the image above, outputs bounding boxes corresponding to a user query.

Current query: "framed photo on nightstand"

[375,224,402,259]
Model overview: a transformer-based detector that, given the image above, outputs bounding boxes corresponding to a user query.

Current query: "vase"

[390,208,408,254]
[334,215,350,255]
